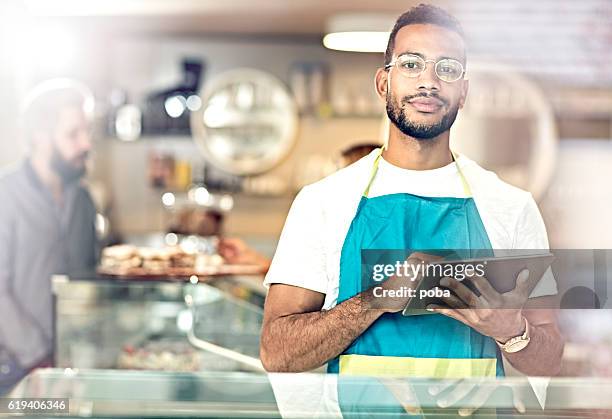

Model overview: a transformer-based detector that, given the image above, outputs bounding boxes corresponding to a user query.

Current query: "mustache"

[400,92,448,106]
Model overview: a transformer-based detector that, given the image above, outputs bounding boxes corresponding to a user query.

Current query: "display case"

[9,368,612,418]
[52,275,264,373]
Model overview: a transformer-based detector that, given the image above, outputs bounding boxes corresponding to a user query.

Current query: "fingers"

[219,237,246,251]
[381,378,421,415]
[440,277,479,307]
[512,269,531,297]
[428,378,462,396]
[468,275,498,301]
[426,305,470,325]
[456,384,496,416]
[429,378,496,416]
[435,288,469,309]
[434,380,476,408]
[512,389,526,414]
[434,380,526,416]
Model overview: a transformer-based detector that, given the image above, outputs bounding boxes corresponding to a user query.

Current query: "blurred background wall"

[1,0,611,245]
[2,0,612,377]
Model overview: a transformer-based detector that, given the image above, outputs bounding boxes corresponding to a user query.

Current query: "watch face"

[504,338,530,353]
[191,69,298,176]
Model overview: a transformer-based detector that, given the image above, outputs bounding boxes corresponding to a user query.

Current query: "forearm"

[260,291,384,372]
[501,322,564,376]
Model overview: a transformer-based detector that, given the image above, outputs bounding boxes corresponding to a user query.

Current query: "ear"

[374,68,389,101]
[458,78,469,109]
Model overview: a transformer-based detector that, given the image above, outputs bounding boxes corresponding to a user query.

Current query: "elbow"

[259,330,288,372]
[260,347,281,372]
[260,343,290,372]
[259,330,305,373]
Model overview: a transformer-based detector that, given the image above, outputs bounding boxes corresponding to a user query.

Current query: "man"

[0,79,98,393]
[261,3,563,385]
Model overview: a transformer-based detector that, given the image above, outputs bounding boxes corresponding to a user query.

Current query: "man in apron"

[261,4,563,415]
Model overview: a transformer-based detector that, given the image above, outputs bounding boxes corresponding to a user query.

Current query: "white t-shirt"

[264,149,557,310]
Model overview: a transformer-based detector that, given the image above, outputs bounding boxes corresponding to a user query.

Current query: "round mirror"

[450,63,558,200]
[190,69,299,176]
[379,62,558,200]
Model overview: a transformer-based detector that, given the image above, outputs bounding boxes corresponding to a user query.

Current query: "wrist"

[493,315,526,344]
[362,288,392,314]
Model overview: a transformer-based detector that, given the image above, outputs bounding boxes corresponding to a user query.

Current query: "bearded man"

[260,3,562,387]
[0,79,98,393]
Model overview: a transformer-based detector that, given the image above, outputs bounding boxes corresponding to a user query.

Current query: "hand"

[217,237,271,272]
[380,378,421,415]
[368,252,443,313]
[427,269,531,342]
[428,377,527,416]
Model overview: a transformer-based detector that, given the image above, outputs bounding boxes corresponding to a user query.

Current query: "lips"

[408,97,444,113]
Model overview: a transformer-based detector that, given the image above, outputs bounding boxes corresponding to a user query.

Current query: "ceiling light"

[323,13,394,53]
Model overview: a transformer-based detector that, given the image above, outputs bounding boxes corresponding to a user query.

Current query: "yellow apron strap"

[451,151,473,198]
[363,146,385,198]
[363,148,473,198]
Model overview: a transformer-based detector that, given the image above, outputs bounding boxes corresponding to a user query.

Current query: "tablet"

[402,252,555,316]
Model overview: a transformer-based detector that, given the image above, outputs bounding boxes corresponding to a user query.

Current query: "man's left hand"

[427,269,530,342]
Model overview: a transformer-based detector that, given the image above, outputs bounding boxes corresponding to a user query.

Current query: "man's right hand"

[260,252,442,372]
[367,252,443,313]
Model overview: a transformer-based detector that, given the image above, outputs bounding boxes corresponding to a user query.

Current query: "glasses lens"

[435,59,464,82]
[396,55,425,77]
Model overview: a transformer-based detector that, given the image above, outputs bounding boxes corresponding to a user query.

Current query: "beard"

[386,91,460,140]
[50,145,87,185]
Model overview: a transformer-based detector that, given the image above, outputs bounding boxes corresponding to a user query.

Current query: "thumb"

[513,388,526,414]
[514,269,530,294]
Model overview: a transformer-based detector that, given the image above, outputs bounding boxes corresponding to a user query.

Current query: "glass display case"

[52,274,263,373]
[9,368,612,418]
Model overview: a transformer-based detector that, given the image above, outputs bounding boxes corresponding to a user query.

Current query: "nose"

[79,128,93,154]
[416,61,441,92]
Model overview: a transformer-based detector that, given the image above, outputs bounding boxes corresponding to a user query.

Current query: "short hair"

[384,4,465,66]
[20,78,94,144]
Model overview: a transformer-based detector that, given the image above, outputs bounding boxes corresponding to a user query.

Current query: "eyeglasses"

[384,54,465,83]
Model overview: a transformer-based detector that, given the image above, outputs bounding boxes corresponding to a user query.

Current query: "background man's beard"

[50,147,87,184]
[386,93,460,140]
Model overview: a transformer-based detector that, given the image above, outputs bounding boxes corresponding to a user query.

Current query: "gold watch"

[497,317,530,353]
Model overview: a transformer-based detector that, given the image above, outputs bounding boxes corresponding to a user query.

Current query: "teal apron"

[328,147,503,415]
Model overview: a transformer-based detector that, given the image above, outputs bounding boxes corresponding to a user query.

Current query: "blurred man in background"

[0,79,99,394]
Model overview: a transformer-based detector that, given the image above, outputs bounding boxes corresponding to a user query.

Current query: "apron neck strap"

[452,151,473,197]
[363,147,385,197]
[362,147,473,198]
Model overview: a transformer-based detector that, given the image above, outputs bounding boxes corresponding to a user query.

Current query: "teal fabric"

[327,160,504,415]
[328,193,501,372]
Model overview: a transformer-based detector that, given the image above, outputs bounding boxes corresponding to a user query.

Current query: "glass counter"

[53,275,263,373]
[8,368,612,418]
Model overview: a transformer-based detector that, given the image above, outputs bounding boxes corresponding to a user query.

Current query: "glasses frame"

[384,54,466,83]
